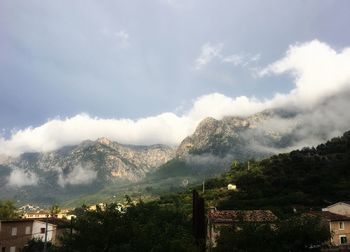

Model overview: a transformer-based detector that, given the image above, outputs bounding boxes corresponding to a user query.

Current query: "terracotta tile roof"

[309,211,350,221]
[208,210,278,224]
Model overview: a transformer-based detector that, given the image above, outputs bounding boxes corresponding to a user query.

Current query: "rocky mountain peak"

[96,137,113,146]
[176,110,281,158]
[1,139,176,198]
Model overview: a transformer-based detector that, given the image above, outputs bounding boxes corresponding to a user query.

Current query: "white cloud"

[114,30,129,48]
[259,40,350,107]
[0,94,271,156]
[222,54,243,65]
[58,163,97,187]
[1,40,350,156]
[7,168,39,187]
[194,43,260,70]
[223,53,261,67]
[194,43,223,70]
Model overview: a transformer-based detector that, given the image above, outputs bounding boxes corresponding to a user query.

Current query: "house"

[310,211,350,246]
[207,209,278,249]
[21,212,49,219]
[22,209,75,220]
[227,184,237,191]
[88,203,106,211]
[322,202,350,217]
[0,219,58,252]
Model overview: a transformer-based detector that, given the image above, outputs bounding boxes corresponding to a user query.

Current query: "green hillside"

[199,130,350,212]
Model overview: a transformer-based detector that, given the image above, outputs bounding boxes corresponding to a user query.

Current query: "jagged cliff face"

[4,137,175,183]
[0,138,175,204]
[176,110,284,159]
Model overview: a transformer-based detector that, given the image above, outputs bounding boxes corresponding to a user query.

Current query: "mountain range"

[0,107,347,205]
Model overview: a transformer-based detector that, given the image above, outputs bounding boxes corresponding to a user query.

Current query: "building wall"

[324,203,350,217]
[0,221,57,252]
[330,220,350,246]
[32,221,55,242]
[0,221,33,252]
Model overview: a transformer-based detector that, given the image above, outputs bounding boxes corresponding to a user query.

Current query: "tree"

[23,238,56,252]
[0,200,18,219]
[214,215,331,252]
[58,202,197,252]
[50,204,61,217]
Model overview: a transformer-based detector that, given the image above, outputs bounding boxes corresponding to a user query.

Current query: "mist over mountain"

[173,88,349,172]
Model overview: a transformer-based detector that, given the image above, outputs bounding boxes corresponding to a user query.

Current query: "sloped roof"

[36,218,70,227]
[323,201,350,209]
[0,218,62,226]
[0,219,35,223]
[309,211,350,221]
[208,210,278,224]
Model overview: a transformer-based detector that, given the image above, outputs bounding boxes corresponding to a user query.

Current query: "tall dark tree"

[0,200,18,219]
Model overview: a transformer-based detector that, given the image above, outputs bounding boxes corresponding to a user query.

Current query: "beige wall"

[330,220,350,246]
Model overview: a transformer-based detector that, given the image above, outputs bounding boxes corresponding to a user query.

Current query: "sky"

[1,0,350,156]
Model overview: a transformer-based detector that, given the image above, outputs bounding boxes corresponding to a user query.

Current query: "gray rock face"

[0,138,175,204]
[176,110,283,159]
[3,137,176,184]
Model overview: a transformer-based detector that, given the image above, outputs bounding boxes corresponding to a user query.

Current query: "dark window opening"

[341,236,347,244]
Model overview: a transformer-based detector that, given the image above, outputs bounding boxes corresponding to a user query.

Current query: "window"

[340,221,345,230]
[11,227,17,236]
[41,228,46,234]
[10,247,16,252]
[25,226,31,235]
[340,235,348,244]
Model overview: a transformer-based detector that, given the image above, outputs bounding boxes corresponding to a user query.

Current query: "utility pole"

[43,214,48,252]
[192,190,206,252]
[202,180,205,193]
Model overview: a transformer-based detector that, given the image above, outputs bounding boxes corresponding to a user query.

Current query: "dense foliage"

[58,201,197,252]
[23,239,54,252]
[0,200,18,219]
[214,215,331,252]
[216,131,350,210]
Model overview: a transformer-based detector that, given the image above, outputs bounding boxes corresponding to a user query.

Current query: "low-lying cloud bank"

[7,167,39,187]
[58,163,97,187]
[1,40,350,156]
